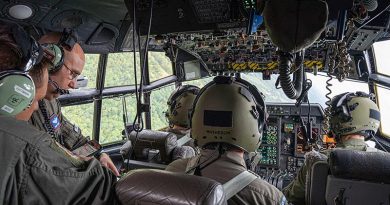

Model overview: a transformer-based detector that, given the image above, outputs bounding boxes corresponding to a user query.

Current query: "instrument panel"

[256,103,325,189]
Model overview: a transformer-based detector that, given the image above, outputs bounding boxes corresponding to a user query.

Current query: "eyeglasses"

[64,63,80,80]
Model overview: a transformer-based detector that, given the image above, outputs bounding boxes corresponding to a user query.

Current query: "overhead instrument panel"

[125,0,252,35]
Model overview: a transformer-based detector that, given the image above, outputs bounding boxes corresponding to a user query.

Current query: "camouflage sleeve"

[282,151,327,205]
[56,99,88,150]
[24,142,118,204]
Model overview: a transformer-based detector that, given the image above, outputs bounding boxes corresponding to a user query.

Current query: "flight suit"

[166,149,287,205]
[282,138,378,205]
[30,98,88,150]
[0,116,117,204]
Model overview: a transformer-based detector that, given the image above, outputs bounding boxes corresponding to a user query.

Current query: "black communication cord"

[128,0,154,169]
[185,144,224,176]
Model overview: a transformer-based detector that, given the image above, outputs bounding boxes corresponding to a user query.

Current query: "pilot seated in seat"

[162,84,200,138]
[166,76,287,205]
[283,91,382,205]
[161,84,200,160]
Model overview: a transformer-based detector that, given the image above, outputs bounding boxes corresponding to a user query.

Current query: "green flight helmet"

[191,76,267,153]
[165,85,200,128]
[329,92,381,140]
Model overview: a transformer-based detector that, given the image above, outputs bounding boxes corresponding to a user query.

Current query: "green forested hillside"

[62,52,177,144]
[62,52,294,144]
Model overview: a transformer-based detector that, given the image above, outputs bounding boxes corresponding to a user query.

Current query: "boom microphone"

[49,79,69,95]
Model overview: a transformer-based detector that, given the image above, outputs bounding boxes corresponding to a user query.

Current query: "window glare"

[373,40,390,76]
[376,86,390,137]
[307,73,369,108]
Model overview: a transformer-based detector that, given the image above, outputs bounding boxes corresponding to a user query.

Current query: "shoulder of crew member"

[244,178,287,205]
[0,117,117,204]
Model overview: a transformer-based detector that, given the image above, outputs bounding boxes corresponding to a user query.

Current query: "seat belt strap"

[177,134,192,147]
[223,170,258,199]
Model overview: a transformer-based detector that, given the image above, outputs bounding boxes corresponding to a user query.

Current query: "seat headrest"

[115,169,226,205]
[329,149,390,184]
[129,129,177,163]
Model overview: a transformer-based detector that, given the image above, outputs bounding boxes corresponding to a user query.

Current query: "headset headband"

[168,85,199,105]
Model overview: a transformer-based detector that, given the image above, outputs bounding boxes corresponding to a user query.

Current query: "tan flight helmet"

[329,91,381,140]
[191,76,267,152]
[165,85,200,128]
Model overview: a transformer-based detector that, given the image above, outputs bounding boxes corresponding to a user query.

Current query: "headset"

[42,44,65,73]
[0,22,43,116]
[41,28,78,74]
[165,84,200,118]
[190,76,267,136]
[328,91,377,139]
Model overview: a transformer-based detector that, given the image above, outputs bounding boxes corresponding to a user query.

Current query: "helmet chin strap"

[49,79,69,95]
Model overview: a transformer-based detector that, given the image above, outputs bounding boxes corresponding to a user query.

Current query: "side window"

[105,53,141,87]
[372,40,390,137]
[100,96,137,144]
[83,54,99,88]
[373,40,390,76]
[60,54,99,138]
[376,87,390,137]
[150,85,175,130]
[149,52,173,82]
[62,103,94,138]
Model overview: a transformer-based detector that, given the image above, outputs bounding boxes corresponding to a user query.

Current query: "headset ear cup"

[42,44,65,73]
[0,72,35,116]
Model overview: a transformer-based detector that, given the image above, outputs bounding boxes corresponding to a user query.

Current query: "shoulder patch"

[50,114,61,130]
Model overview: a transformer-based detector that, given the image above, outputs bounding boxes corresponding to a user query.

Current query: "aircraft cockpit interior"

[1,0,390,204]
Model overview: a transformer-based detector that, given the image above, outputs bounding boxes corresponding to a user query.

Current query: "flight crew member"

[0,22,117,204]
[29,32,120,176]
[283,91,382,205]
[166,76,287,205]
[161,85,200,160]
[162,84,200,138]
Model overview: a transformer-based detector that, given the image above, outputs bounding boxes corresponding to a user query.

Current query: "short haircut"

[29,57,49,88]
[0,21,48,89]
[0,22,24,71]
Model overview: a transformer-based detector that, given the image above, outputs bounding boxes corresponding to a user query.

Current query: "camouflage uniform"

[30,98,88,150]
[166,149,287,205]
[283,138,378,205]
[0,116,117,204]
